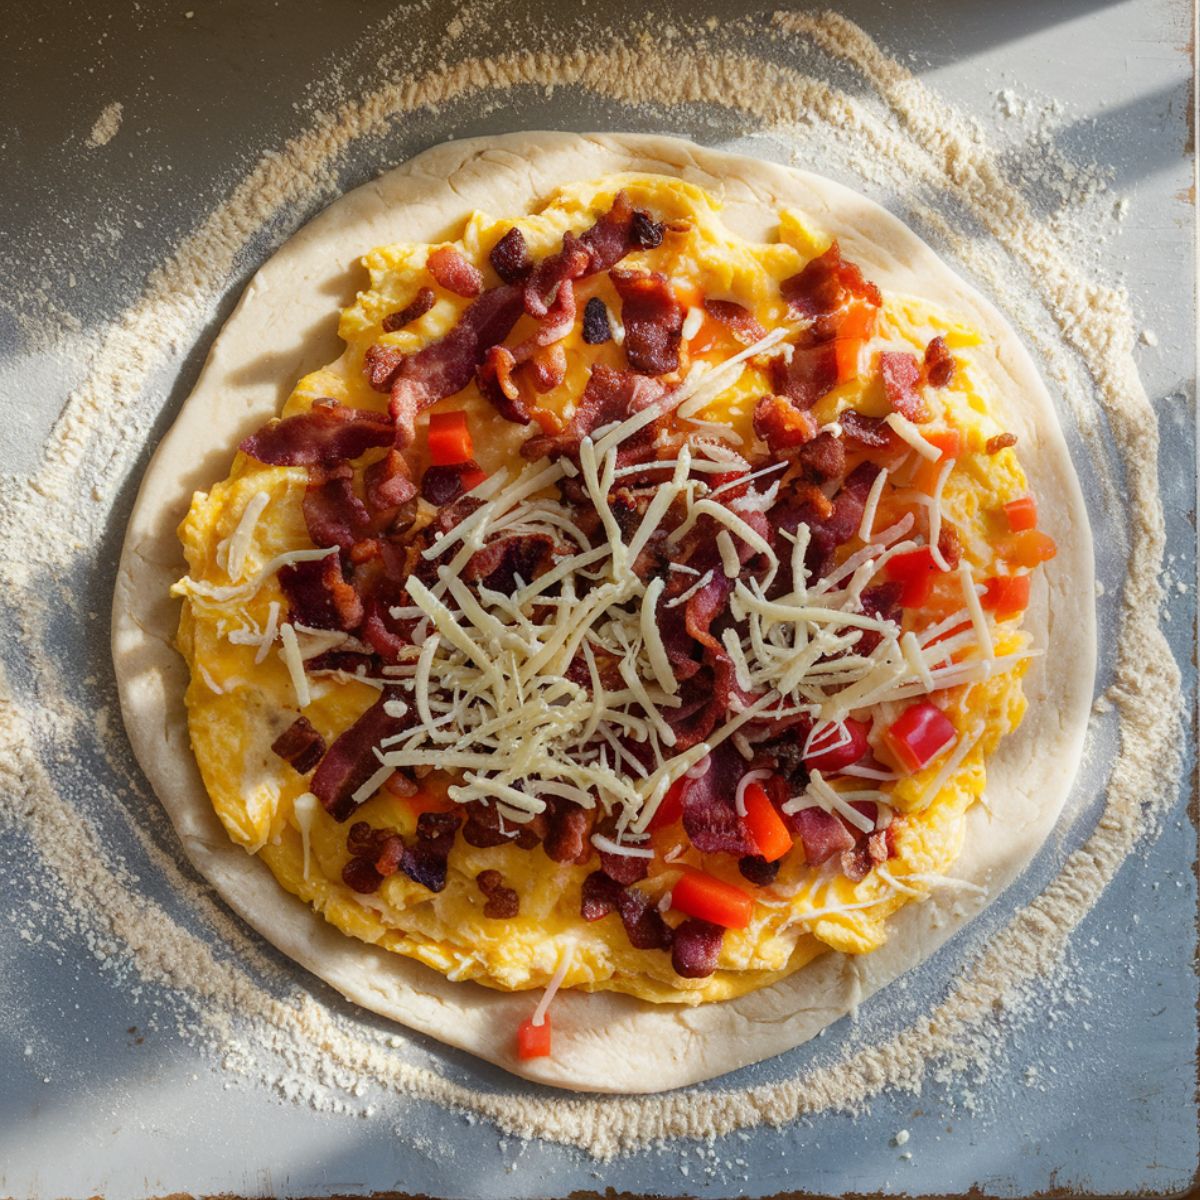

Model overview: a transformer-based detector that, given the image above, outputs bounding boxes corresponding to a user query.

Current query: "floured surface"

[0,0,1191,1190]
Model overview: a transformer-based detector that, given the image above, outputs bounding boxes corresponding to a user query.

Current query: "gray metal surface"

[0,0,1194,1196]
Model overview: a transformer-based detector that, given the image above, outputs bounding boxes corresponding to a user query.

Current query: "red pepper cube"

[803,717,871,774]
[742,783,793,863]
[981,574,1031,619]
[671,869,755,930]
[649,776,688,831]
[517,1016,552,1059]
[886,546,938,608]
[427,410,474,466]
[884,702,957,775]
[1003,495,1038,533]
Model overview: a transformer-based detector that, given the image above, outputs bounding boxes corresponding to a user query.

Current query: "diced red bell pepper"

[427,410,473,466]
[517,1016,552,1059]
[838,303,877,341]
[649,776,688,831]
[981,574,1031,619]
[834,337,865,382]
[884,702,957,774]
[459,466,488,492]
[742,782,794,863]
[925,429,963,460]
[998,529,1057,568]
[803,717,871,773]
[671,869,754,929]
[886,545,939,608]
[1003,495,1038,532]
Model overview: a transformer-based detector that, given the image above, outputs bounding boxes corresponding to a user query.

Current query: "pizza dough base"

[111,132,1095,1094]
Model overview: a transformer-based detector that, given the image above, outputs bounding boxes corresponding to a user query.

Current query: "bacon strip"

[680,743,754,856]
[520,364,665,461]
[382,287,436,333]
[781,241,882,338]
[489,227,531,284]
[427,246,482,297]
[704,298,767,345]
[671,918,724,978]
[880,351,929,422]
[302,468,372,550]
[279,554,362,632]
[770,342,838,410]
[240,402,394,466]
[270,716,326,775]
[310,687,415,821]
[753,394,818,454]
[611,269,684,376]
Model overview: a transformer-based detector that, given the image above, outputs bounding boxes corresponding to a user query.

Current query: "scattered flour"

[86,101,124,148]
[0,3,1184,1162]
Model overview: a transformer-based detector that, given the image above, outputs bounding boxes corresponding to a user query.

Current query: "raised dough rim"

[111,131,1095,1093]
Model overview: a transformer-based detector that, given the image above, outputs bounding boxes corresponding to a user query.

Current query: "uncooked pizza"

[114,133,1092,1092]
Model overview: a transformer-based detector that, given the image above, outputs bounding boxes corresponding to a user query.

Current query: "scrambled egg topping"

[177,174,1032,1003]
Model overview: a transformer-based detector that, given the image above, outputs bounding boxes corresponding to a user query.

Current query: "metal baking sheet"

[0,0,1194,1196]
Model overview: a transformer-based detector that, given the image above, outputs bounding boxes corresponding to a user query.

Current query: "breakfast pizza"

[113,134,1094,1092]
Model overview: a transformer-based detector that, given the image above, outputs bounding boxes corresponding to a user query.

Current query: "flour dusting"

[0,4,1183,1161]
[87,101,124,148]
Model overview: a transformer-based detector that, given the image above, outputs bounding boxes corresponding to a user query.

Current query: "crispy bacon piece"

[489,227,531,284]
[684,571,731,659]
[302,468,372,550]
[461,801,510,849]
[924,335,955,387]
[704,298,767,345]
[363,448,417,512]
[523,233,591,320]
[681,743,754,856]
[521,364,665,462]
[279,553,361,631]
[530,343,567,393]
[753,394,818,453]
[856,580,903,655]
[738,854,781,887]
[797,430,846,483]
[671,918,724,978]
[582,296,612,344]
[780,241,882,339]
[544,804,594,864]
[477,345,530,424]
[382,287,436,333]
[364,344,405,391]
[580,870,623,921]
[596,820,650,885]
[880,351,929,423]
[611,268,684,376]
[342,856,383,894]
[839,409,894,449]
[240,402,394,467]
[617,888,673,950]
[770,343,839,410]
[986,431,1018,454]
[420,460,483,507]
[400,810,462,893]
[382,283,525,445]
[462,531,561,592]
[310,687,415,821]
[427,246,483,297]
[785,807,856,866]
[938,523,962,569]
[476,869,520,919]
[270,716,326,775]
